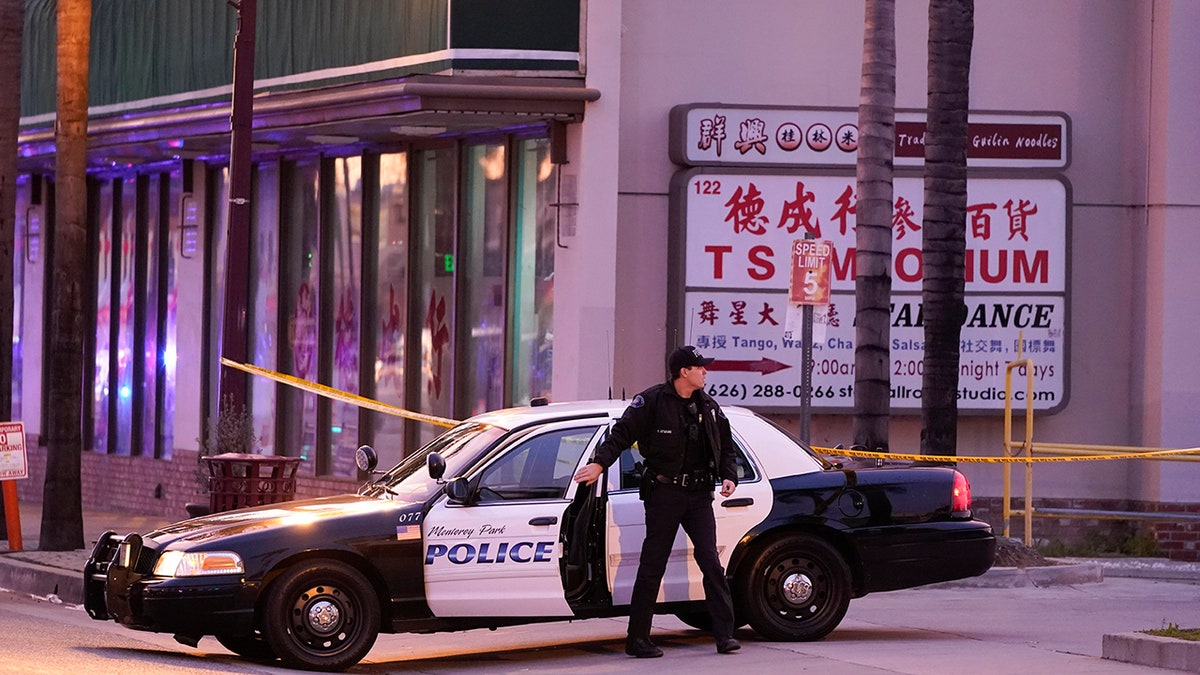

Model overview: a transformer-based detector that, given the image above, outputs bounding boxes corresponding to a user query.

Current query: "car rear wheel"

[215,631,276,660]
[738,534,851,641]
[262,560,380,671]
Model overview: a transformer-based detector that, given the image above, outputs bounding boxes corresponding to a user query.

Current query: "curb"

[0,554,83,603]
[928,562,1104,589]
[1103,632,1200,673]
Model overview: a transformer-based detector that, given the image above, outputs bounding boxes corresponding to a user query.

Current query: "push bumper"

[83,531,257,635]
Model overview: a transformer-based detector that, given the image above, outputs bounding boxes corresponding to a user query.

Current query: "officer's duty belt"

[655,472,711,488]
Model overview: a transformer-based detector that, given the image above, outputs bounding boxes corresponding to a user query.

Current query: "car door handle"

[720,498,754,508]
[529,516,558,526]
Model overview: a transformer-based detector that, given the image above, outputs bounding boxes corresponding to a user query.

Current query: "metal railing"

[1002,353,1200,545]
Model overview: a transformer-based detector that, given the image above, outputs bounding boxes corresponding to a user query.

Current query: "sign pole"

[2,481,19,551]
[801,302,813,441]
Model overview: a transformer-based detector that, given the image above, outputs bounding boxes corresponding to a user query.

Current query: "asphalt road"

[1,576,1197,673]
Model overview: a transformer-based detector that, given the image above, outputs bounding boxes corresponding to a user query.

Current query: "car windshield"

[756,413,835,470]
[362,422,507,502]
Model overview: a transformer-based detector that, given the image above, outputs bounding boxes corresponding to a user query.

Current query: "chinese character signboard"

[0,422,27,480]
[668,168,1070,413]
[670,105,1070,170]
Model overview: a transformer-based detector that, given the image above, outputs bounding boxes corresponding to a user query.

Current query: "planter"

[1103,632,1200,672]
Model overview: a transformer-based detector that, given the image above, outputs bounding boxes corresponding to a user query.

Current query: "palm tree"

[854,0,895,452]
[0,0,24,540]
[920,0,974,458]
[40,0,90,551]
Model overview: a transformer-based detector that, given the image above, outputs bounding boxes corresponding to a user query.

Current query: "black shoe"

[716,637,741,654]
[625,636,664,658]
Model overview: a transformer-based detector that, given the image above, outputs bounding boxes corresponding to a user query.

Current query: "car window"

[614,439,759,491]
[477,426,600,502]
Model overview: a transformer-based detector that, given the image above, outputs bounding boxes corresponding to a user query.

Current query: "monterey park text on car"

[84,400,996,671]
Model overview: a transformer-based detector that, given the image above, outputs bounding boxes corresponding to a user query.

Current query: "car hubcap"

[308,600,341,633]
[766,556,824,620]
[781,571,814,605]
[289,584,358,653]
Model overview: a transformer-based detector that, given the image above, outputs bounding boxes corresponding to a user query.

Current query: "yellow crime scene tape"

[221,358,459,429]
[809,445,1200,464]
[223,359,1200,464]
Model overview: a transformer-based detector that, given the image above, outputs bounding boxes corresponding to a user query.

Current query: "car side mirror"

[427,452,446,481]
[444,476,471,504]
[355,445,379,473]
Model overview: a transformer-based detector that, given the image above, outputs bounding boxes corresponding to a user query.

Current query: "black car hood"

[146,494,413,548]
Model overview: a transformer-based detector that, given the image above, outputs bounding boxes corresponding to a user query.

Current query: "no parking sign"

[0,421,27,480]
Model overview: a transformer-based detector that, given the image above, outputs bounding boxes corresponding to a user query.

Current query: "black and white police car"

[85,400,995,671]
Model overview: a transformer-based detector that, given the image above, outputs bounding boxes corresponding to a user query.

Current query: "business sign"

[670,168,1070,413]
[670,105,1071,170]
[0,422,27,480]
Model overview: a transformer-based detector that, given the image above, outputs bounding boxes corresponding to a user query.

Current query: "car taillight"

[951,470,972,514]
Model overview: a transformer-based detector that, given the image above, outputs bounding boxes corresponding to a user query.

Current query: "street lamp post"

[220,0,256,412]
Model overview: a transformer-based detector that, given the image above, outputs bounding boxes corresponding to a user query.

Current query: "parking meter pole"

[2,481,21,551]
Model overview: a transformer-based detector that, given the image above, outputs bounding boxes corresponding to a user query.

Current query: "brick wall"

[14,442,358,521]
[974,496,1200,562]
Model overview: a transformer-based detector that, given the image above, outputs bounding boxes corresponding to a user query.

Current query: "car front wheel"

[262,560,381,671]
[738,534,851,641]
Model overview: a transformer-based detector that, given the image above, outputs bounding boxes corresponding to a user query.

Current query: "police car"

[84,400,995,671]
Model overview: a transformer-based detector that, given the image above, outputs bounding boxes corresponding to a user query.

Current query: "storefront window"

[330,156,363,477]
[250,163,280,455]
[512,139,556,404]
[93,180,114,453]
[458,143,508,416]
[278,159,321,469]
[413,147,457,448]
[115,176,136,455]
[372,152,408,468]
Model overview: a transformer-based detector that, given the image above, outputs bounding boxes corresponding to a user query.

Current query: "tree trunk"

[0,0,25,540]
[40,0,90,551]
[920,0,974,458]
[854,0,895,452]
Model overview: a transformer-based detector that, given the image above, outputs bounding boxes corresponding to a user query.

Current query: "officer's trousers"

[626,483,735,642]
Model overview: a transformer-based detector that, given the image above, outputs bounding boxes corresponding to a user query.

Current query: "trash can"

[201,453,302,513]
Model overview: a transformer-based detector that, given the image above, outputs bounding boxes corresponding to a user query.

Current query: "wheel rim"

[764,554,827,622]
[287,583,360,655]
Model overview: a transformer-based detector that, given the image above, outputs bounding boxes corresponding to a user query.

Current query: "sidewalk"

[0,500,171,603]
[3,500,1200,606]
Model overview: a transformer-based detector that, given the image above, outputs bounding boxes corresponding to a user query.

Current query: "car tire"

[738,534,851,642]
[262,560,381,671]
[215,631,277,660]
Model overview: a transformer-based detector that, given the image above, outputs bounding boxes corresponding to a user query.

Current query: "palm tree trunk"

[40,0,91,551]
[0,0,25,540]
[854,0,896,452]
[920,0,974,458]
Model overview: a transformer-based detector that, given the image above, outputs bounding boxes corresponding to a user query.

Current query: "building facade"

[11,1,1200,557]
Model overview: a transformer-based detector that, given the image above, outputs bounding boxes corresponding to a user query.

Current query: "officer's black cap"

[669,345,715,375]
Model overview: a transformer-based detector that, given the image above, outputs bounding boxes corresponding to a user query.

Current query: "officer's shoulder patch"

[630,394,646,408]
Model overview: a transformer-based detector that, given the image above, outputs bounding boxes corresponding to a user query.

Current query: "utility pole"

[220,0,256,412]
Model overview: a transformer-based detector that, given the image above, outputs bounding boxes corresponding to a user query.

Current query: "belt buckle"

[678,473,690,488]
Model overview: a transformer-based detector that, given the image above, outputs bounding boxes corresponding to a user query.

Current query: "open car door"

[422,421,605,618]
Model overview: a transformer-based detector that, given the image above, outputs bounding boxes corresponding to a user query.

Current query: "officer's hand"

[719,479,736,497]
[573,462,603,485]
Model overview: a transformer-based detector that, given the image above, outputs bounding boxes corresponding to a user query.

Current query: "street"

[1,576,1197,673]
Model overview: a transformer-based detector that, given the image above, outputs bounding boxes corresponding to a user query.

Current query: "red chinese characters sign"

[673,169,1068,413]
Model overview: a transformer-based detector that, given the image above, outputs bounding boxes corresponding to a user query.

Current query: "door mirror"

[444,476,471,504]
[427,452,446,481]
[355,445,378,473]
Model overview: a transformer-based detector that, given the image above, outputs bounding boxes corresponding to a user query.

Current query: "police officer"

[573,345,740,658]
